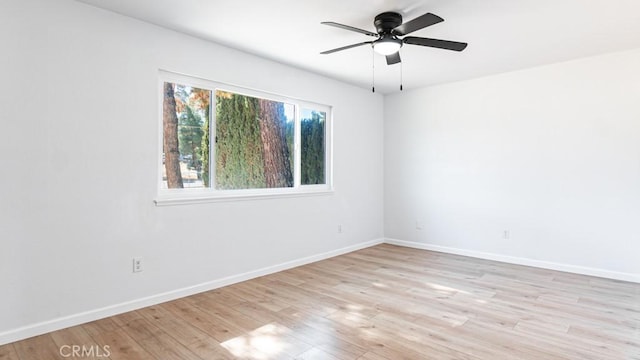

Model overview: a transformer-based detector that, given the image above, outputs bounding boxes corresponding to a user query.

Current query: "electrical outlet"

[133,257,143,273]
[338,224,343,234]
[503,230,510,240]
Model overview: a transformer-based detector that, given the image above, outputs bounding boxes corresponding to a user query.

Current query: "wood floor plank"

[137,304,236,359]
[49,325,111,360]
[188,297,266,332]
[356,351,388,360]
[160,300,246,343]
[121,317,201,360]
[12,334,62,360]
[1,244,638,359]
[137,305,210,346]
[295,346,341,360]
[83,325,153,360]
[0,344,19,360]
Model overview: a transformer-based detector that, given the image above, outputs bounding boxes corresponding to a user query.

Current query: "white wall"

[385,49,640,281]
[0,0,384,343]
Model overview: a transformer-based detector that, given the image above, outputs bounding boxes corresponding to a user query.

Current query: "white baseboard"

[385,238,640,283]
[0,238,384,346]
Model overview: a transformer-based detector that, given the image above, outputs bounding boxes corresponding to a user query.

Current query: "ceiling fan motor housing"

[374,12,403,34]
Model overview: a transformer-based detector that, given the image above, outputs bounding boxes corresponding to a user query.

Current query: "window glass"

[215,90,294,189]
[162,82,211,189]
[300,109,326,185]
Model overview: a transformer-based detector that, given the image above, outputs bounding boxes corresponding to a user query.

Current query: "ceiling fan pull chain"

[400,54,403,91]
[372,47,375,93]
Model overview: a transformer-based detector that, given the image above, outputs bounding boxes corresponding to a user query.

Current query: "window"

[157,72,332,204]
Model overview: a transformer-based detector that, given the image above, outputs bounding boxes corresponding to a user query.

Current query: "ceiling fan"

[320,12,468,65]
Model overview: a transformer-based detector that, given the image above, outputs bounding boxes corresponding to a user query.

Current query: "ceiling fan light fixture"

[373,37,401,56]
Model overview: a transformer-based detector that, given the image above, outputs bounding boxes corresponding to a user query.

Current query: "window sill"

[154,187,334,206]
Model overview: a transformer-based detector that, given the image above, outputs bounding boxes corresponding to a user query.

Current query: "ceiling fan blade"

[403,36,468,51]
[321,22,378,37]
[386,52,401,65]
[393,13,443,36]
[320,41,373,55]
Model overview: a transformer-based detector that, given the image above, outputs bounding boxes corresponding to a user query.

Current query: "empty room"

[1,0,639,359]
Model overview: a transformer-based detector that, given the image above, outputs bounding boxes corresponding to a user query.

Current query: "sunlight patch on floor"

[221,323,288,359]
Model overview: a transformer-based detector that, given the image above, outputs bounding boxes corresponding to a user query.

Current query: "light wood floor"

[1,244,639,359]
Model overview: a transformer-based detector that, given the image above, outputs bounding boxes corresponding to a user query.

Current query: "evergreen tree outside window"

[301,109,326,185]
[158,72,331,203]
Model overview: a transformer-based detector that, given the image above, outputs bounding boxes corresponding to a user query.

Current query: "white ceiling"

[76,0,640,94]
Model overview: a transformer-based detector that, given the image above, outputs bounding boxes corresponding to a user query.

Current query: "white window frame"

[155,70,333,206]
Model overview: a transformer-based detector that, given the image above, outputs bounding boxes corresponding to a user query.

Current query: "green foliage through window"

[215,91,294,189]
[301,109,326,185]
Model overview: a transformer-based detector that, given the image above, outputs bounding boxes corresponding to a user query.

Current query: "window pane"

[162,82,211,189]
[215,90,294,189]
[301,109,326,185]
